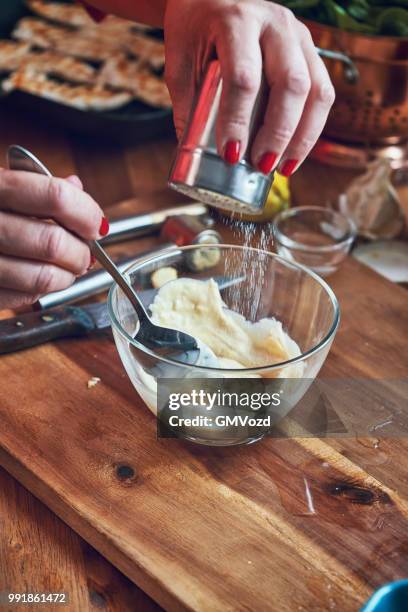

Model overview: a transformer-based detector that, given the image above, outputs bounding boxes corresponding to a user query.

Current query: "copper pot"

[306,20,408,145]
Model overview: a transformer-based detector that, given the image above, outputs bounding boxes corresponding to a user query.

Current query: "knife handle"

[0,306,96,355]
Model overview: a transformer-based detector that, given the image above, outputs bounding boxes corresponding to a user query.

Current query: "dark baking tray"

[0,90,175,144]
[0,1,175,144]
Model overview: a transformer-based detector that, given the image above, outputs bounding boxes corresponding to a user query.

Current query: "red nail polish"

[257,152,278,175]
[80,2,106,23]
[223,140,240,165]
[99,217,109,237]
[280,159,298,177]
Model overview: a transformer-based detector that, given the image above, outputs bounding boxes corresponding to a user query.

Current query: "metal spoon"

[7,145,218,367]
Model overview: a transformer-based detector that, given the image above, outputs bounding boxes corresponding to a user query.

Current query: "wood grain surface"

[0,466,160,612]
[0,106,407,612]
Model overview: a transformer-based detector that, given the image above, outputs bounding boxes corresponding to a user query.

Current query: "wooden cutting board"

[0,253,407,611]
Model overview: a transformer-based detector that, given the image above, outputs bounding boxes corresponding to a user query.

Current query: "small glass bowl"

[108,244,340,446]
[273,206,356,277]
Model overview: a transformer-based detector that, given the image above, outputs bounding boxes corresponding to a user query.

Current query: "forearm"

[84,0,167,27]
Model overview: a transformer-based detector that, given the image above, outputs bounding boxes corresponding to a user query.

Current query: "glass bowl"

[273,206,356,277]
[108,244,340,446]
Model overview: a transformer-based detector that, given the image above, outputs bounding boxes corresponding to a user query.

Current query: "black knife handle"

[0,306,96,354]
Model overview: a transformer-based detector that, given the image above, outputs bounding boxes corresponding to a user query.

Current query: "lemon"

[220,173,291,222]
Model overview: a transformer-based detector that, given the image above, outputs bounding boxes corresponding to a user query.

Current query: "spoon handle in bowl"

[89,240,149,323]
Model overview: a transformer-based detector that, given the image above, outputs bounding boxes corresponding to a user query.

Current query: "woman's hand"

[164,0,335,176]
[0,170,108,309]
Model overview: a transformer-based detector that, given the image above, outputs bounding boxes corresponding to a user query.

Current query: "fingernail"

[257,152,278,175]
[280,159,298,177]
[81,3,106,22]
[66,175,83,189]
[223,140,241,165]
[99,217,109,237]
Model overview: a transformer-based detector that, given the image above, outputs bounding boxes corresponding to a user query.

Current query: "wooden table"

[0,104,407,612]
[0,107,172,612]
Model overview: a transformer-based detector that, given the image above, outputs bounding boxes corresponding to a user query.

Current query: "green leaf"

[347,0,371,21]
[273,0,408,36]
[329,1,376,31]
[376,7,408,35]
[280,0,320,8]
[368,0,408,7]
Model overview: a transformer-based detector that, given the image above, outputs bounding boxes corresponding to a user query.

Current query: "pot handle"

[316,47,359,84]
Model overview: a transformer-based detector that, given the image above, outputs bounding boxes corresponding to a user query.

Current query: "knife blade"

[0,275,244,354]
[100,202,209,245]
[35,244,180,311]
